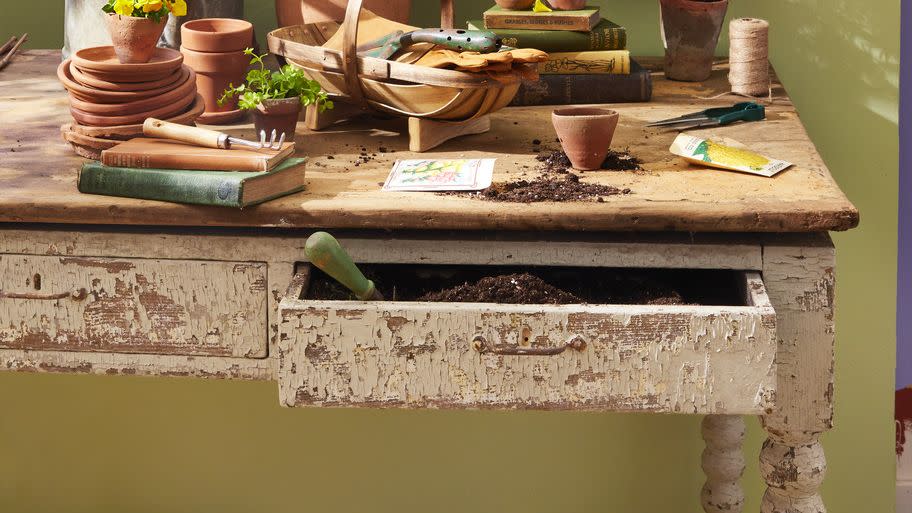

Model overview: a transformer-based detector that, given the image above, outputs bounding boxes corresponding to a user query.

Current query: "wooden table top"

[0,50,858,233]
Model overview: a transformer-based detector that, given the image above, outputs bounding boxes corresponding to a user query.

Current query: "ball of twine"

[729,18,770,97]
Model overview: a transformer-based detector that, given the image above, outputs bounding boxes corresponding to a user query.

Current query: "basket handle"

[341,0,457,108]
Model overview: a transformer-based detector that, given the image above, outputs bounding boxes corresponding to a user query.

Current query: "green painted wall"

[0,2,897,512]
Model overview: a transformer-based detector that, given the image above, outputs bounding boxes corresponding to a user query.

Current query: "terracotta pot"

[547,0,587,9]
[659,0,729,82]
[253,98,302,140]
[180,18,253,52]
[180,46,249,113]
[104,13,169,64]
[494,0,535,9]
[551,107,619,171]
[275,0,411,25]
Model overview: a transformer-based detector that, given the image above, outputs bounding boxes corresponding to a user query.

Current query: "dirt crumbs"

[417,273,582,305]
[461,173,630,203]
[536,149,642,173]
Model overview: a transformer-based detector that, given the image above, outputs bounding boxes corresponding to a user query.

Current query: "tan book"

[483,5,600,32]
[101,138,295,172]
[539,50,630,74]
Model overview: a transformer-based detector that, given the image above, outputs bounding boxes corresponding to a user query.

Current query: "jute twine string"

[728,17,770,97]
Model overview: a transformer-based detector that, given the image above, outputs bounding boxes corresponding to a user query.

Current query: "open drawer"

[277,265,777,413]
[0,255,268,358]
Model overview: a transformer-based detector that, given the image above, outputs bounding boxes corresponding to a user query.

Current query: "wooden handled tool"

[143,118,286,150]
[304,232,384,301]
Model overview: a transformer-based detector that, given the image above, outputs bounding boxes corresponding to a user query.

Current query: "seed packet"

[382,158,496,192]
[669,134,793,177]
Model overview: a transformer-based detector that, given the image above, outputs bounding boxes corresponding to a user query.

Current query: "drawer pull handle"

[472,335,587,356]
[0,288,88,301]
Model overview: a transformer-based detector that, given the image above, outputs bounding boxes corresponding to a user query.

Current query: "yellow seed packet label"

[669,134,793,177]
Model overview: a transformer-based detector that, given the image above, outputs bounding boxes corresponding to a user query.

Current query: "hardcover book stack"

[77,138,307,208]
[470,4,652,105]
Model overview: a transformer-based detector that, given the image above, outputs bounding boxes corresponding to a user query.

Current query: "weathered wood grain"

[0,50,857,233]
[759,234,836,513]
[277,272,777,412]
[0,255,268,358]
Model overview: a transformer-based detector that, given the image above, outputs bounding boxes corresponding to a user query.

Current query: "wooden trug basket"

[267,0,532,151]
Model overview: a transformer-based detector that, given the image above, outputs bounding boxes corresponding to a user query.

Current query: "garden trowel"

[357,28,502,59]
[304,232,384,301]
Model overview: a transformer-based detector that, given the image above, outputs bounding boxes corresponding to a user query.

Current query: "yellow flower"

[112,0,135,16]
[166,0,187,16]
[136,0,163,13]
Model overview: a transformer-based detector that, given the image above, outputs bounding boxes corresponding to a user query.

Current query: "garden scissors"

[647,102,766,130]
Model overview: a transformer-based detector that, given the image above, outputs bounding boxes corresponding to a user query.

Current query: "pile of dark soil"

[536,149,642,173]
[417,273,582,304]
[459,173,630,203]
[305,265,741,306]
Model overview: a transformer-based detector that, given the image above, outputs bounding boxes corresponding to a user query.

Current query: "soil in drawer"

[279,264,776,412]
[304,265,746,306]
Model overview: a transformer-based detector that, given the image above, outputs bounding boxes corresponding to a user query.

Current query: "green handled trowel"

[358,29,502,59]
[304,232,384,301]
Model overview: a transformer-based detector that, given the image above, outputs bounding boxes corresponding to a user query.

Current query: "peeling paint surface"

[0,255,268,358]
[277,275,777,412]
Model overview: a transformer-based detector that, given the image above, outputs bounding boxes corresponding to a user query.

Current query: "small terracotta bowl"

[181,18,254,53]
[552,107,620,171]
[72,46,183,76]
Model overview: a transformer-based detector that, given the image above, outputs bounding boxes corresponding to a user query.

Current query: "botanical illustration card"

[382,158,496,192]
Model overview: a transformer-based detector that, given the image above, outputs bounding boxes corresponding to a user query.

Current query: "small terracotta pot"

[253,98,303,140]
[551,107,620,171]
[547,0,587,9]
[104,14,169,64]
[494,0,535,9]
[659,0,729,82]
[180,18,253,53]
[180,46,249,113]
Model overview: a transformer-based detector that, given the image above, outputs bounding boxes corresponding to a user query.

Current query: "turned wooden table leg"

[759,235,836,513]
[702,415,746,513]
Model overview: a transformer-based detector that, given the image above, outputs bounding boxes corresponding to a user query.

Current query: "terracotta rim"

[68,94,205,139]
[61,125,121,150]
[180,18,254,52]
[59,60,194,104]
[72,46,183,74]
[179,45,251,73]
[70,64,187,92]
[70,93,196,127]
[197,108,247,125]
[67,69,197,116]
[552,107,620,119]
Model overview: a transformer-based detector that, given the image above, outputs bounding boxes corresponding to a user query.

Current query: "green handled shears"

[647,102,766,130]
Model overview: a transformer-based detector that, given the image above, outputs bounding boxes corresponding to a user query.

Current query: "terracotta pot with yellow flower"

[102,0,188,64]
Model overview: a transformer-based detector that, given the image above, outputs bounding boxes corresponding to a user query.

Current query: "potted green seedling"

[219,48,333,140]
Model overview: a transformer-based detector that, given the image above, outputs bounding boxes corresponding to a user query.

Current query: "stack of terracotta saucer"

[58,46,205,159]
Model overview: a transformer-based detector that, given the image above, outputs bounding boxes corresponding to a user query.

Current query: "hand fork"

[143,118,287,151]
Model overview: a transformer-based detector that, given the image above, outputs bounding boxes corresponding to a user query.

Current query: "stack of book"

[77,138,307,208]
[470,4,652,105]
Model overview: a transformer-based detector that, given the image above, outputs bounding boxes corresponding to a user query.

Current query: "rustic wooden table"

[0,50,858,513]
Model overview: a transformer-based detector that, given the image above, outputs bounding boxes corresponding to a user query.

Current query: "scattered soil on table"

[464,173,630,203]
[536,149,643,173]
[418,273,582,304]
[305,265,742,306]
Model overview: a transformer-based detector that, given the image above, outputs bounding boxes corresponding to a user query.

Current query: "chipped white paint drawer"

[0,255,267,358]
[277,267,778,413]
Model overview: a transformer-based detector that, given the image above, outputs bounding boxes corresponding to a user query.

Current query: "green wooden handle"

[304,232,382,301]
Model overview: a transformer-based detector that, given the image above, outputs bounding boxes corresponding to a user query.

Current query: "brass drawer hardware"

[0,288,87,301]
[472,334,587,356]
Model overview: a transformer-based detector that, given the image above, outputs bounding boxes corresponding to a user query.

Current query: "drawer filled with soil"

[278,264,777,412]
[301,264,748,307]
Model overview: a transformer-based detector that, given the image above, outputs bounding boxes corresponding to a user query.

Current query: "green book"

[468,18,627,52]
[78,158,308,208]
[483,5,600,31]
